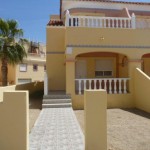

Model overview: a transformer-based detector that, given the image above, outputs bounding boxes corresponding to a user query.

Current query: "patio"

[75,108,150,150]
[29,95,150,150]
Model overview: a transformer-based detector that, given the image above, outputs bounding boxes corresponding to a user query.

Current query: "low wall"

[73,93,133,110]
[16,81,44,95]
[0,91,29,150]
[0,85,16,102]
[0,82,44,102]
[134,68,150,113]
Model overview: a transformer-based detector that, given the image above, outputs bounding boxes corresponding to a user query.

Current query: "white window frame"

[19,64,27,72]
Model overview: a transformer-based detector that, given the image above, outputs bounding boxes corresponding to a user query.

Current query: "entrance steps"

[42,93,72,108]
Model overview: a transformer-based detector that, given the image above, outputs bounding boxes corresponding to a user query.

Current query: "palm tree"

[0,18,27,86]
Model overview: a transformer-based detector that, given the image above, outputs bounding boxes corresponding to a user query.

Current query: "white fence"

[65,10,136,29]
[75,78,130,95]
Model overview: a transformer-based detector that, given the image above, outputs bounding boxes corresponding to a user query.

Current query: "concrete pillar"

[84,90,107,150]
[128,59,142,93]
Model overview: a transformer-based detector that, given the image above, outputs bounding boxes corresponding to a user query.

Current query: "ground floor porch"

[46,47,150,110]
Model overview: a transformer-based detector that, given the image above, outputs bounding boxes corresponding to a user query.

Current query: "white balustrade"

[66,10,150,29]
[75,78,129,95]
[65,10,133,29]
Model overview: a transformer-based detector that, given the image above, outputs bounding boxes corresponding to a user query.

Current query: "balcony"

[65,10,150,29]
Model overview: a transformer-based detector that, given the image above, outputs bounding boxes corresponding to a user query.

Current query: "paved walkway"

[29,108,84,150]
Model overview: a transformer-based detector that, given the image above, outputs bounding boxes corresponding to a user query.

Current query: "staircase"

[42,92,72,108]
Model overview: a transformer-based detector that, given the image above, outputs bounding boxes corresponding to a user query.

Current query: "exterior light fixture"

[100,36,104,40]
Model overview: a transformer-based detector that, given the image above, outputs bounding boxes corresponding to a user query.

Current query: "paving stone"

[29,108,84,150]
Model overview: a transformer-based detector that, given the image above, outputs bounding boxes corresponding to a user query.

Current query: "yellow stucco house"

[46,0,150,111]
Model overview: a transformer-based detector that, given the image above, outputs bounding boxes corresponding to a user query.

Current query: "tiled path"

[29,108,84,150]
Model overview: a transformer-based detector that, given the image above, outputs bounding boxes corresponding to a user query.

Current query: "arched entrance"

[75,52,129,94]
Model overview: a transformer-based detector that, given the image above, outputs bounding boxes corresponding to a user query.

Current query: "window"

[95,71,113,77]
[95,59,113,77]
[33,64,38,71]
[19,64,27,72]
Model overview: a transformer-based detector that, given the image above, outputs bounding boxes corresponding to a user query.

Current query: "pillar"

[128,59,142,93]
[66,59,75,95]
[84,90,107,150]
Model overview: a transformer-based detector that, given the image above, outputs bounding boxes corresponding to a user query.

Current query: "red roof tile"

[47,20,64,26]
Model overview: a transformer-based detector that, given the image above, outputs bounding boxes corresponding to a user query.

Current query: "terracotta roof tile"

[47,20,64,26]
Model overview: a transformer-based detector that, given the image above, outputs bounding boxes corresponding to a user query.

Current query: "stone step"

[43,94,71,99]
[43,99,71,104]
[42,103,72,108]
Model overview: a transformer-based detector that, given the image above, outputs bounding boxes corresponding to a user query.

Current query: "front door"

[75,60,87,78]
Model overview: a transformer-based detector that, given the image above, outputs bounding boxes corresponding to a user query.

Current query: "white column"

[65,10,70,27]
[114,79,117,94]
[131,13,136,29]
[84,80,87,91]
[109,79,112,94]
[118,79,122,94]
[99,79,102,89]
[44,71,48,95]
[78,79,82,95]
[94,80,97,90]
[120,19,123,28]
[123,79,127,94]
[124,19,126,28]
[116,19,118,28]
[89,80,92,90]
[112,19,114,28]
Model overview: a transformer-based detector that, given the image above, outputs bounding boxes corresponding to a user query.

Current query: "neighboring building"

[46,0,150,109]
[0,41,46,85]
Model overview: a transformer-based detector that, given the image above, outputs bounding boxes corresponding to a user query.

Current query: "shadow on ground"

[29,90,43,109]
[121,108,150,119]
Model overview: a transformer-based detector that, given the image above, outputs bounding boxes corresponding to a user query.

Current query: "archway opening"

[75,52,129,94]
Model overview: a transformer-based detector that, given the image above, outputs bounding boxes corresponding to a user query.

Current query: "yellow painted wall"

[46,27,66,52]
[46,27,66,91]
[134,68,150,113]
[16,61,45,84]
[84,90,107,150]
[47,54,66,90]
[118,54,128,78]
[66,28,150,48]
[143,58,150,76]
[0,82,43,102]
[47,26,150,108]
[16,81,44,95]
[0,91,29,150]
[73,93,133,109]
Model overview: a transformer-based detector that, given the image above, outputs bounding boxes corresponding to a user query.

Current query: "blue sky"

[0,0,149,43]
[0,0,60,43]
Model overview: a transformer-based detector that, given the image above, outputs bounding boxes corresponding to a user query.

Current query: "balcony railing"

[28,53,45,58]
[75,78,130,95]
[65,10,136,29]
